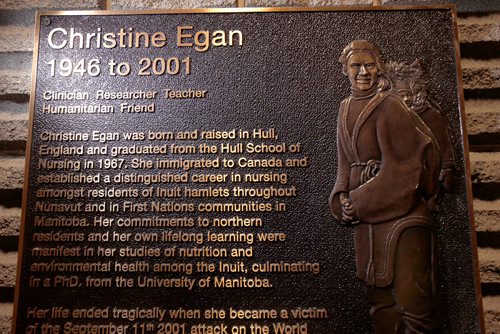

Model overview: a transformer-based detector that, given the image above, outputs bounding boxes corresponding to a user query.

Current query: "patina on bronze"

[13,6,483,334]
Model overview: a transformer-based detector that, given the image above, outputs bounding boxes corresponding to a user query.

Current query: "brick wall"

[458,6,500,333]
[0,1,498,333]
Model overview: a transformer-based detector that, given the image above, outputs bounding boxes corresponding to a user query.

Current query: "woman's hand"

[340,192,357,224]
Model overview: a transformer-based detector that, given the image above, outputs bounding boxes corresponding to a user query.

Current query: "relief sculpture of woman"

[329,40,442,333]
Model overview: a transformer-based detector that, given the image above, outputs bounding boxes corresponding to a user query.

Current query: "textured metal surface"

[15,8,481,334]
[383,1,500,13]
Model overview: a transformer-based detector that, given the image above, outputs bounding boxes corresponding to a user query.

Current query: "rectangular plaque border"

[13,5,484,333]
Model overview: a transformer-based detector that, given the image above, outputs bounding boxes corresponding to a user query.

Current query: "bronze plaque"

[14,7,484,334]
